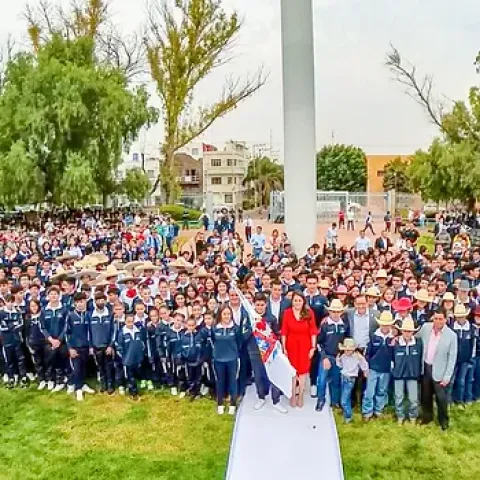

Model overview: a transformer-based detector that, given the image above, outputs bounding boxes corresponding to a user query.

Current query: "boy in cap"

[362,311,395,420]
[336,338,369,423]
[390,317,423,425]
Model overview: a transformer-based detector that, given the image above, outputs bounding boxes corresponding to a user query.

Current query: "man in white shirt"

[354,230,372,253]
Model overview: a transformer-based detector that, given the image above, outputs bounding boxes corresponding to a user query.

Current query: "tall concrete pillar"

[281,0,317,254]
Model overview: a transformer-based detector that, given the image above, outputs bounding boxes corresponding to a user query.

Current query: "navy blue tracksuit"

[0,309,26,380]
[180,329,205,396]
[65,310,90,391]
[116,326,146,395]
[26,313,47,382]
[88,309,114,390]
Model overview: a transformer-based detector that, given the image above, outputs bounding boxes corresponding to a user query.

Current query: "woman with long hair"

[281,292,318,408]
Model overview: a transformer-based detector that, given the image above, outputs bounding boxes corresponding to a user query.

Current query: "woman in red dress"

[281,292,318,408]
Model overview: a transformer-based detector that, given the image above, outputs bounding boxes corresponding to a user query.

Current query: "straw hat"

[125,261,144,272]
[71,269,99,280]
[74,257,98,269]
[392,297,413,312]
[168,258,194,272]
[319,279,330,290]
[442,292,455,302]
[366,287,380,298]
[415,289,432,304]
[134,261,162,273]
[102,264,126,278]
[91,276,110,287]
[398,317,419,332]
[50,267,70,282]
[376,269,388,279]
[118,275,141,285]
[339,338,357,351]
[192,266,213,279]
[56,253,78,263]
[454,304,470,318]
[327,299,345,312]
[88,252,110,265]
[458,280,471,292]
[377,310,395,326]
[111,260,127,270]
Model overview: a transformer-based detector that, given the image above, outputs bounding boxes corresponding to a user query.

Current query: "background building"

[366,154,411,193]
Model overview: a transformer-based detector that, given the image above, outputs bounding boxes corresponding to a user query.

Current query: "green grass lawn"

[2,387,480,480]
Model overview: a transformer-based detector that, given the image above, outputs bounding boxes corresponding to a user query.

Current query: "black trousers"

[45,344,66,383]
[93,348,114,388]
[185,363,202,396]
[125,363,141,395]
[29,344,47,382]
[4,344,26,379]
[70,348,89,391]
[421,363,449,428]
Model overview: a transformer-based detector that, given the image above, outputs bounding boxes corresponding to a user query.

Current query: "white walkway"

[226,387,345,480]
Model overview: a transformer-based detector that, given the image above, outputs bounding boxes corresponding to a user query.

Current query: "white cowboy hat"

[71,269,99,280]
[454,304,470,318]
[339,338,357,351]
[117,275,142,285]
[168,258,194,272]
[134,261,162,272]
[398,317,419,332]
[101,264,126,278]
[125,261,144,272]
[415,289,432,304]
[377,310,395,326]
[327,299,345,313]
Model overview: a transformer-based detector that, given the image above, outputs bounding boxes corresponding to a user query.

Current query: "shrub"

[159,205,202,222]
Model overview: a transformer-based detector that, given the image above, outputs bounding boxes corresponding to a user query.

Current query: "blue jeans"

[453,361,474,403]
[341,376,356,420]
[473,357,480,400]
[316,355,341,406]
[362,370,390,417]
[394,379,418,420]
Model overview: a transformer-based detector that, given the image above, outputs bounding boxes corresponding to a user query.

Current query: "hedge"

[159,205,202,222]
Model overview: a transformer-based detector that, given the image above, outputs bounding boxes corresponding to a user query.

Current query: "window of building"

[154,196,162,205]
[227,176,233,184]
[211,159,222,167]
[191,169,197,177]
[147,170,155,178]
[192,148,199,156]
[227,159,237,167]
[224,193,233,203]
[211,177,222,185]
[377,170,385,177]
[132,153,139,162]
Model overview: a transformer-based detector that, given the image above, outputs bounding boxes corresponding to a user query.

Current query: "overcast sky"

[2,0,479,158]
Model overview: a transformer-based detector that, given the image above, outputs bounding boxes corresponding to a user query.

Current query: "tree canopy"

[121,167,151,204]
[316,144,367,191]
[244,157,283,207]
[382,157,412,193]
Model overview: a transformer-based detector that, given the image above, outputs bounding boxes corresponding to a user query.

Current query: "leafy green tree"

[382,156,412,192]
[244,157,284,207]
[316,144,367,191]
[59,152,98,208]
[121,167,151,204]
[146,0,266,201]
[0,141,44,208]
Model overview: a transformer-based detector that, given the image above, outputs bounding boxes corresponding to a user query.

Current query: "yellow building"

[366,155,411,193]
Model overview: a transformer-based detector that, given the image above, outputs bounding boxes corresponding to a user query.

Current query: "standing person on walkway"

[250,226,266,259]
[346,207,355,231]
[364,211,376,235]
[244,216,254,243]
[281,292,318,408]
[325,223,338,253]
[417,307,457,430]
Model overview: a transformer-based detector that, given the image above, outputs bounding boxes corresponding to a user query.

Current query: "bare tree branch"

[385,44,446,130]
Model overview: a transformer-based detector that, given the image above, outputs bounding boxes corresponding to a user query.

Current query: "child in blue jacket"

[200,310,215,396]
[166,312,186,396]
[180,316,205,399]
[116,314,146,400]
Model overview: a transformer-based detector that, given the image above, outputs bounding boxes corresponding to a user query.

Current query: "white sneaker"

[273,403,288,414]
[76,390,84,402]
[254,399,266,411]
[310,385,317,398]
[200,385,209,396]
[27,372,35,381]
[37,381,47,391]
[53,383,65,393]
[47,381,55,391]
[118,386,126,396]
[171,387,178,396]
[217,406,225,415]
[67,385,75,395]
[228,406,236,415]
[82,384,95,394]
[3,373,8,383]
[147,380,154,391]
[179,391,186,399]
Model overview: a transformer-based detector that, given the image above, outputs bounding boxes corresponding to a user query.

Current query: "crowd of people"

[0,208,479,430]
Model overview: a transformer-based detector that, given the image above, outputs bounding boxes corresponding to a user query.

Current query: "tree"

[146,0,267,202]
[0,31,157,205]
[382,157,412,193]
[244,157,284,207]
[0,141,44,208]
[121,167,151,204]
[316,144,367,191]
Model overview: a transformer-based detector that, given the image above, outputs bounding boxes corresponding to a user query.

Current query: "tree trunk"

[467,197,476,213]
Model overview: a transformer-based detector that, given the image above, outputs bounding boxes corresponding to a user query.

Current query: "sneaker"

[7,379,14,389]
[37,381,47,391]
[3,373,8,383]
[217,406,225,415]
[47,381,55,391]
[82,384,95,394]
[67,385,75,395]
[27,372,35,381]
[20,377,29,388]
[130,394,139,401]
[398,418,404,426]
[76,390,84,402]
[200,385,209,396]
[53,383,65,393]
[254,399,266,411]
[409,418,417,425]
[118,386,126,396]
[107,387,115,395]
[170,387,178,396]
[147,380,154,391]
[310,385,317,398]
[315,401,325,412]
[344,418,352,424]
[228,406,236,415]
[179,391,186,399]
[273,403,288,414]
[140,380,147,389]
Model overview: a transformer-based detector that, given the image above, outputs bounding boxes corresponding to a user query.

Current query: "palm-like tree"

[244,157,284,207]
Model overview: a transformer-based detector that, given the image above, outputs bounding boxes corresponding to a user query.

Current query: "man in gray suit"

[417,306,457,430]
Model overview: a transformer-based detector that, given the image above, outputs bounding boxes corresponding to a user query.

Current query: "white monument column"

[281,0,317,254]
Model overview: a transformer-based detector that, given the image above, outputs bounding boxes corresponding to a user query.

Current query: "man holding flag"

[238,291,295,414]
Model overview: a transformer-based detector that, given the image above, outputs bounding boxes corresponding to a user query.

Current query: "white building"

[203,141,249,208]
